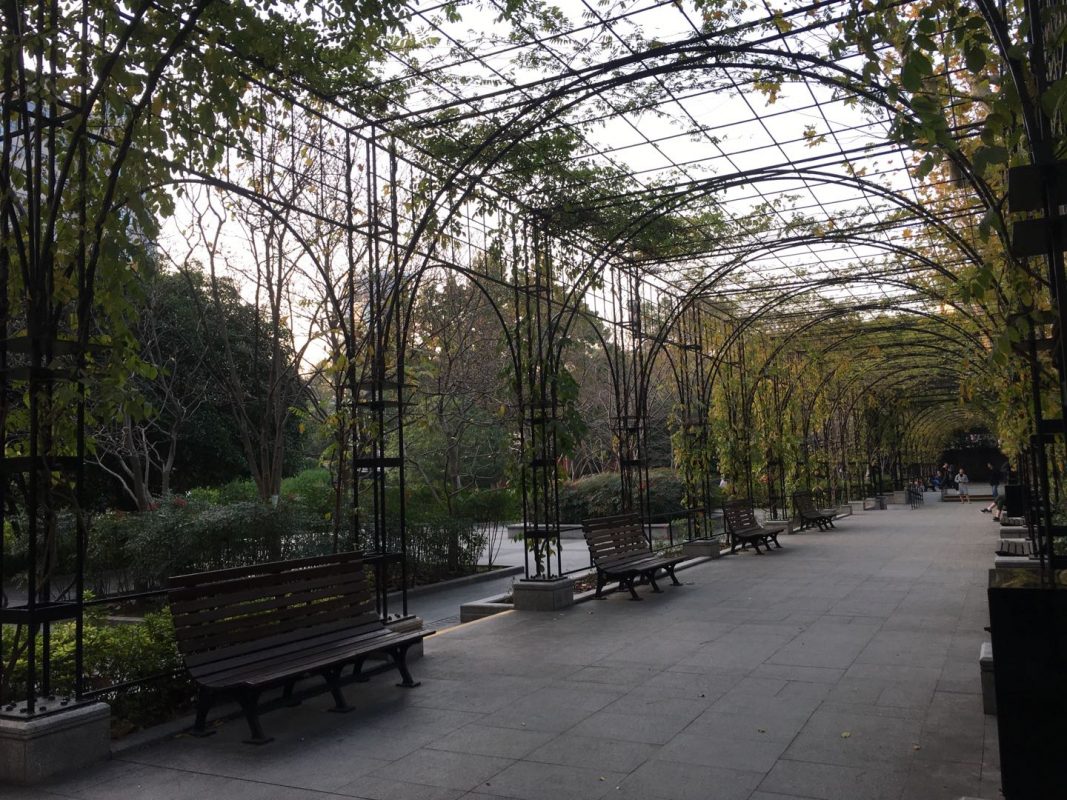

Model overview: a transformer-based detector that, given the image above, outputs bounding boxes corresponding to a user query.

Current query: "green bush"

[407,515,487,582]
[454,488,520,524]
[87,499,324,594]
[185,486,220,504]
[281,467,337,522]
[1,606,192,737]
[216,478,258,505]
[557,468,690,521]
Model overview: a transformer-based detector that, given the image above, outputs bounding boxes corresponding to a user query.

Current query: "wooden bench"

[168,551,431,744]
[722,500,784,554]
[582,514,686,600]
[996,538,1035,558]
[793,491,837,531]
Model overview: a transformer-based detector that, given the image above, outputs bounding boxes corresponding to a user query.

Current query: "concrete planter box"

[980,642,995,716]
[681,538,723,559]
[890,490,907,505]
[512,577,574,611]
[459,595,513,623]
[863,496,887,510]
[836,505,852,517]
[993,555,1040,570]
[988,568,1067,798]
[848,500,865,514]
[1,701,110,784]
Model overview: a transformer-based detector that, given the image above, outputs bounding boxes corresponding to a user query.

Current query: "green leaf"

[900,60,922,93]
[965,45,986,73]
[973,145,1009,175]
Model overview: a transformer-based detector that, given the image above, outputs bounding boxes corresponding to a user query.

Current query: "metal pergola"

[1,0,1062,729]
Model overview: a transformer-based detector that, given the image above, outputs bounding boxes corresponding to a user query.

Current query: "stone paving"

[14,501,1000,800]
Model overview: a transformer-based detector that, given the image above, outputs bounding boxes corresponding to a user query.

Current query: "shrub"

[454,488,520,524]
[557,468,689,521]
[216,477,258,505]
[281,467,336,523]
[1,606,192,737]
[87,500,323,594]
[407,515,486,582]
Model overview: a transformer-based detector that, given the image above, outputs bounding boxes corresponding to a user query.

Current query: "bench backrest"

[582,513,651,565]
[723,500,759,532]
[167,551,377,670]
[793,491,818,514]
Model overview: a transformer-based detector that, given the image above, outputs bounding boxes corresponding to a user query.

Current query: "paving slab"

[10,501,1004,800]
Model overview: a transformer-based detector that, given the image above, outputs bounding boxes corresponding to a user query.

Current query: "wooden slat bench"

[722,500,784,554]
[996,538,1035,558]
[582,514,686,600]
[168,551,431,744]
[793,491,837,531]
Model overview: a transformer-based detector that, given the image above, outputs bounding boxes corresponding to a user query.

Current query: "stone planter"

[987,568,1067,798]
[459,595,513,623]
[765,519,795,535]
[979,642,995,716]
[681,537,723,559]
[836,505,852,517]
[1,701,110,784]
[511,577,574,611]
[848,500,865,514]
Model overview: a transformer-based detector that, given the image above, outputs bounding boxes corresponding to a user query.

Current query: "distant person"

[956,467,970,503]
[942,463,955,489]
[988,462,999,498]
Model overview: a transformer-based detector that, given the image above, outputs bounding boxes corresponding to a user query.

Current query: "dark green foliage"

[557,468,689,521]
[86,500,323,595]
[407,516,488,583]
[1,607,191,737]
[454,488,521,525]
[281,468,337,523]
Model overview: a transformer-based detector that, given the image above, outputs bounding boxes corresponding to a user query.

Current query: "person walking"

[956,467,970,503]
[988,462,999,499]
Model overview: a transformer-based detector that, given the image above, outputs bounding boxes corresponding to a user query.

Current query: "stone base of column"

[512,577,575,611]
[1,701,110,785]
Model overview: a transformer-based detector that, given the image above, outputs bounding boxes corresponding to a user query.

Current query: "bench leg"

[646,571,663,593]
[730,534,740,554]
[394,644,421,688]
[352,656,370,682]
[624,577,642,601]
[282,680,301,707]
[190,686,216,738]
[238,689,273,745]
[595,571,608,598]
[665,565,681,586]
[770,534,781,549]
[324,667,353,713]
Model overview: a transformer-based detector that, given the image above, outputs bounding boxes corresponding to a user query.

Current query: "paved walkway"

[15,502,1000,800]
